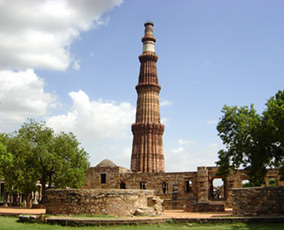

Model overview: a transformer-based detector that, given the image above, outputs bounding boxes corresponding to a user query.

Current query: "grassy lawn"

[0,216,284,230]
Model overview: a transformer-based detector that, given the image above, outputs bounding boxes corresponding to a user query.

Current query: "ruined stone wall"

[82,166,123,189]
[206,167,284,208]
[232,186,284,216]
[83,168,199,209]
[120,171,198,210]
[45,189,156,216]
[82,164,284,210]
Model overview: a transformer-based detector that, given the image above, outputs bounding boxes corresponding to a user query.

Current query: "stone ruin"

[232,186,284,216]
[45,189,163,216]
[81,159,284,213]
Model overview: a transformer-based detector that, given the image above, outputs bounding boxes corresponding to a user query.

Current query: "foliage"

[0,119,90,203]
[0,134,38,195]
[242,181,254,188]
[51,132,90,189]
[268,178,276,187]
[262,90,284,179]
[216,90,284,185]
[0,142,13,180]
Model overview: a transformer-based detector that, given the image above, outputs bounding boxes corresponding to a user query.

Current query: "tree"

[0,133,41,206]
[216,90,284,185]
[17,119,90,203]
[263,90,284,179]
[0,142,13,181]
[51,132,90,189]
[0,141,13,205]
[0,143,7,179]
[0,119,90,204]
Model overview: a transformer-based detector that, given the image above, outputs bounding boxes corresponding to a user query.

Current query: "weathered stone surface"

[82,164,284,211]
[45,189,163,216]
[232,186,284,216]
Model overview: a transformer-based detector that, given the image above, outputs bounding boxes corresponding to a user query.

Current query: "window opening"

[140,182,147,189]
[185,181,192,193]
[101,174,106,184]
[162,182,168,193]
[120,182,126,189]
[212,178,224,198]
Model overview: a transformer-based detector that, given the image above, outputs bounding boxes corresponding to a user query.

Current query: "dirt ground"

[0,207,233,218]
[0,207,46,215]
[163,209,233,218]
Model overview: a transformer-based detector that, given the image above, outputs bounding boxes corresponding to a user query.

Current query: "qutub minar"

[130,22,165,173]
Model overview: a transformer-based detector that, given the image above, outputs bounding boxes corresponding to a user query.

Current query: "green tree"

[216,90,284,185]
[0,141,13,181]
[0,134,39,205]
[0,119,90,204]
[17,119,90,203]
[51,132,90,189]
[0,141,13,204]
[17,119,58,202]
[263,90,284,180]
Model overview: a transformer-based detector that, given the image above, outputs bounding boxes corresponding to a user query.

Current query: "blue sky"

[0,0,284,172]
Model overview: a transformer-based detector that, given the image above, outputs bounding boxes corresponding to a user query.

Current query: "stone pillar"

[130,22,165,173]
[197,167,209,203]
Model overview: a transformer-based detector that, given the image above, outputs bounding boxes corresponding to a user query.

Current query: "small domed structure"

[95,159,117,168]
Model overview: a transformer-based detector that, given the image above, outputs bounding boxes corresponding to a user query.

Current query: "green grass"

[0,216,284,230]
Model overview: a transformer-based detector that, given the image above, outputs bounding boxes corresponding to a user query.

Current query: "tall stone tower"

[130,22,165,173]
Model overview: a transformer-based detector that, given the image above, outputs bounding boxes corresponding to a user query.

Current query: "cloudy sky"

[1,0,284,172]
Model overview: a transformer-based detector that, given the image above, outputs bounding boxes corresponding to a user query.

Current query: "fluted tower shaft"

[130,22,165,173]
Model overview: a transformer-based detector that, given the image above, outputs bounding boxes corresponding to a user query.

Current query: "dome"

[95,159,117,168]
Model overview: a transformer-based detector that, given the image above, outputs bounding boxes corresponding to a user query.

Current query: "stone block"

[232,186,284,216]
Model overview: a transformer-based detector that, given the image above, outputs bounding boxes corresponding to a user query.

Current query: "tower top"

[142,22,156,53]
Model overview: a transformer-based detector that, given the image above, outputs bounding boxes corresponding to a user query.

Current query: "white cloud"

[165,141,222,172]
[160,99,172,107]
[178,139,199,146]
[161,117,168,124]
[46,90,135,167]
[72,59,81,70]
[0,69,56,131]
[165,147,192,172]
[115,147,132,168]
[46,90,135,141]
[0,0,123,71]
[171,147,185,154]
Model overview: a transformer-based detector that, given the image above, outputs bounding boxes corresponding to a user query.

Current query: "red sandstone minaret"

[130,22,165,173]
